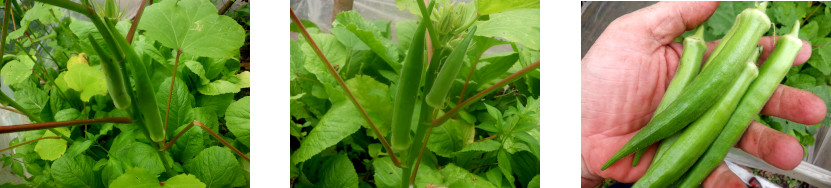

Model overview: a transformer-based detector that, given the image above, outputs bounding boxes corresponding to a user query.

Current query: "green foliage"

[0,0,249,187]
[291,1,539,187]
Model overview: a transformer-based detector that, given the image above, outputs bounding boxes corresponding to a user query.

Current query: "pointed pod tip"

[789,20,801,36]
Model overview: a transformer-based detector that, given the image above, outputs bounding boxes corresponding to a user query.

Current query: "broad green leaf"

[704,2,755,39]
[511,151,540,187]
[139,0,245,58]
[330,27,369,51]
[197,79,240,95]
[109,168,159,188]
[393,20,417,51]
[804,85,831,125]
[441,163,496,188]
[156,77,195,138]
[165,174,207,188]
[476,0,539,15]
[317,154,359,188]
[234,71,250,88]
[52,154,101,188]
[34,127,70,161]
[1,56,34,85]
[811,45,831,75]
[333,11,400,72]
[497,149,515,186]
[344,75,392,139]
[471,53,519,91]
[185,60,211,84]
[291,101,363,164]
[188,107,219,134]
[184,146,242,188]
[528,175,540,188]
[195,93,234,117]
[769,2,810,35]
[301,33,348,86]
[457,139,501,153]
[466,36,510,63]
[290,40,307,76]
[226,96,250,147]
[171,122,204,164]
[427,119,475,157]
[6,3,63,40]
[54,108,80,122]
[14,84,48,115]
[62,63,108,102]
[101,158,127,186]
[392,0,450,16]
[476,9,539,50]
[109,131,166,175]
[372,156,441,188]
[65,140,93,158]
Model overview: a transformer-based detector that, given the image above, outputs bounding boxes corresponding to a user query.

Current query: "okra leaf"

[456,139,501,153]
[101,158,126,186]
[197,79,240,95]
[171,122,205,164]
[333,11,400,72]
[185,60,211,84]
[471,53,519,91]
[427,119,475,157]
[475,9,539,50]
[466,36,510,64]
[301,33,348,87]
[62,63,108,102]
[330,27,369,51]
[704,2,755,39]
[226,96,250,147]
[769,2,811,35]
[51,154,100,188]
[165,174,207,187]
[441,163,497,188]
[6,3,63,41]
[811,45,831,75]
[475,0,539,15]
[344,75,392,139]
[804,85,831,125]
[0,56,34,85]
[109,131,166,175]
[317,154,359,188]
[195,93,234,117]
[139,0,245,58]
[108,168,158,187]
[291,101,362,164]
[54,108,81,122]
[184,146,243,188]
[527,175,541,188]
[497,149,515,186]
[393,20,417,52]
[33,127,69,161]
[156,77,195,138]
[392,0,450,16]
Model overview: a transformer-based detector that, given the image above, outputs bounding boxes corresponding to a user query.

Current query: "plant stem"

[0,136,60,153]
[157,150,175,177]
[432,60,540,126]
[400,49,445,188]
[125,0,147,44]
[291,8,401,167]
[218,0,235,15]
[0,117,130,133]
[0,90,71,141]
[456,54,484,111]
[0,0,10,57]
[0,105,23,115]
[164,51,182,140]
[162,121,250,161]
[415,0,438,51]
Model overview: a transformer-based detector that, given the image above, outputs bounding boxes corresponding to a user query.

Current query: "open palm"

[581,2,826,187]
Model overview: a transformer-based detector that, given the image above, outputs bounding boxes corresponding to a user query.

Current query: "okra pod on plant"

[602,3,771,170]
[390,3,433,152]
[635,61,758,188]
[87,35,132,110]
[634,25,708,166]
[424,26,477,108]
[676,21,803,188]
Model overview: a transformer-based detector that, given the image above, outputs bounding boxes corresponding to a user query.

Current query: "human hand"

[581,1,826,187]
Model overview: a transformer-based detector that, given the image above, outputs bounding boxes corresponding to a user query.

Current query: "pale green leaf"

[317,154,359,188]
[185,60,211,84]
[457,139,501,153]
[234,71,250,88]
[63,63,108,102]
[52,154,101,188]
[34,127,70,161]
[1,56,34,85]
[427,119,475,157]
[184,146,243,188]
[291,101,362,164]
[225,96,250,147]
[475,9,539,50]
[527,175,540,188]
[109,168,159,188]
[475,0,539,15]
[139,0,245,58]
[441,163,496,188]
[156,77,194,138]
[344,75,392,139]
[165,174,207,188]
[333,11,400,72]
[197,79,240,95]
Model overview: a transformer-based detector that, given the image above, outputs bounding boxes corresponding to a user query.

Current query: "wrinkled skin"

[582,2,826,187]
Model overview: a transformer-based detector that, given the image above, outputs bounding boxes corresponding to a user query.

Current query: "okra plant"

[0,0,250,187]
[290,0,541,187]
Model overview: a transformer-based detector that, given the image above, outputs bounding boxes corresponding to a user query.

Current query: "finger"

[703,37,813,66]
[703,163,747,188]
[760,85,827,125]
[599,2,720,47]
[737,121,804,170]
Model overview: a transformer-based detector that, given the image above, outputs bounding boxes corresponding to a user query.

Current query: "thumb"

[603,2,720,47]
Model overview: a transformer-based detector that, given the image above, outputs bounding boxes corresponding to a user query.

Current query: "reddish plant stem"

[294,72,320,84]
[164,51,182,140]
[125,0,148,44]
[0,136,61,153]
[410,126,433,185]
[218,0,234,15]
[455,54,484,116]
[291,9,402,167]
[0,117,131,134]
[432,61,540,126]
[162,120,250,161]
[0,106,23,115]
